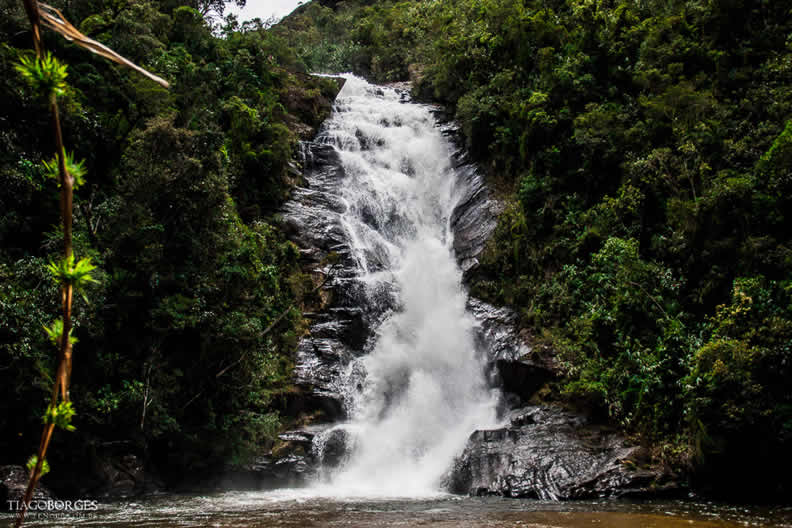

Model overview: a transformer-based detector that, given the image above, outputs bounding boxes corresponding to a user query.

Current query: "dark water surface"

[3,491,791,528]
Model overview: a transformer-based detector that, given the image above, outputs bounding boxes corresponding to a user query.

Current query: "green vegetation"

[1,0,341,487]
[12,11,100,519]
[278,0,792,496]
[3,0,790,499]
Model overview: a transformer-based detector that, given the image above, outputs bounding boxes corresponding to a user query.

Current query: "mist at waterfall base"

[300,75,500,497]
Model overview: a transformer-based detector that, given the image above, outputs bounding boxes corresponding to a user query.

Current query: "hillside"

[275,0,792,498]
[1,0,791,503]
[0,0,342,492]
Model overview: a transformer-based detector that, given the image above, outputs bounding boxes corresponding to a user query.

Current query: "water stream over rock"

[278,75,678,500]
[284,75,500,496]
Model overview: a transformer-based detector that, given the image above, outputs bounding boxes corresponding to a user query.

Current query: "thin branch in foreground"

[15,1,169,526]
[38,3,169,88]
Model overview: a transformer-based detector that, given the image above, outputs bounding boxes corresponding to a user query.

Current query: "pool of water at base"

[3,489,791,528]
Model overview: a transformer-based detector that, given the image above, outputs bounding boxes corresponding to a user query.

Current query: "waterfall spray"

[305,76,499,496]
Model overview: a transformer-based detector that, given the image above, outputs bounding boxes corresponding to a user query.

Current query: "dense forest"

[0,0,341,490]
[1,0,791,501]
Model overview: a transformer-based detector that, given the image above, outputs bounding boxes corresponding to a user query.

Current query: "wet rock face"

[281,141,391,422]
[449,406,679,500]
[317,428,349,469]
[281,142,349,254]
[467,298,558,404]
[433,114,502,278]
[219,427,337,490]
[450,163,499,276]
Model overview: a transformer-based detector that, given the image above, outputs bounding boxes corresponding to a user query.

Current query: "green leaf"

[42,401,77,432]
[15,51,68,98]
[42,151,88,189]
[46,254,99,292]
[26,455,51,476]
[43,319,78,346]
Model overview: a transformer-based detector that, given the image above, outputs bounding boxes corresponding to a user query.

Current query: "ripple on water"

[3,494,791,528]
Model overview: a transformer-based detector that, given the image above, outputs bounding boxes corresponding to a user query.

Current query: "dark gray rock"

[219,428,324,490]
[429,108,501,277]
[468,298,558,404]
[277,429,317,450]
[281,141,379,421]
[317,428,349,468]
[281,142,349,256]
[313,307,368,351]
[221,455,313,490]
[87,452,162,498]
[1,465,54,512]
[449,406,680,499]
[468,298,530,364]
[293,336,354,422]
[450,163,500,275]
[227,425,351,489]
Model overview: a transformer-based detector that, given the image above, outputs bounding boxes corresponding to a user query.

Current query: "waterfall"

[300,76,500,496]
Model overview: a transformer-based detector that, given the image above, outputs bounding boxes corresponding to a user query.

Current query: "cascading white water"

[313,76,499,496]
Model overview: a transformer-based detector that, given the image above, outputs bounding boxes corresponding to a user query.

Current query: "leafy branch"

[14,1,168,526]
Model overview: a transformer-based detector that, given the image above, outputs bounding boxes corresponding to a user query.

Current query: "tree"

[195,0,246,17]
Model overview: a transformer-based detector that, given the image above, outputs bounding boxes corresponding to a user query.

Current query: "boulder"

[87,451,163,498]
[218,428,321,490]
[449,406,680,499]
[316,428,349,469]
